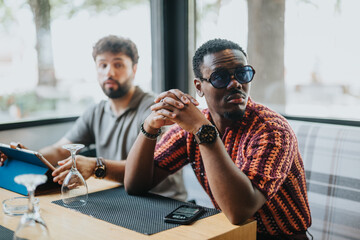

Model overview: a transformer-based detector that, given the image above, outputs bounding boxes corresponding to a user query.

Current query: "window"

[195,0,360,121]
[0,0,151,123]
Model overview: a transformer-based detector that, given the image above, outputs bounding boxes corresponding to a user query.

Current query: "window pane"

[284,0,360,120]
[0,0,151,123]
[195,0,360,121]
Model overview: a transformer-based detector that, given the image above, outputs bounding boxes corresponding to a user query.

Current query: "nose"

[226,75,242,90]
[105,65,115,77]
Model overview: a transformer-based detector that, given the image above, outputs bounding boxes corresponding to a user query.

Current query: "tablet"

[0,143,56,195]
[0,143,55,171]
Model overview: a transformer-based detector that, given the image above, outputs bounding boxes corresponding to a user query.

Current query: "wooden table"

[1,178,256,240]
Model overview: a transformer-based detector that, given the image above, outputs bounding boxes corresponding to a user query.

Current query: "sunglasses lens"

[210,69,230,88]
[207,66,255,88]
[235,66,254,83]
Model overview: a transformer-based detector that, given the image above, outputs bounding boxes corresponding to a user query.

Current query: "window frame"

[1,0,360,130]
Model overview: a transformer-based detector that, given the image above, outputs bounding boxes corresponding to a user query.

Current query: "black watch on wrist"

[194,124,219,144]
[94,157,106,179]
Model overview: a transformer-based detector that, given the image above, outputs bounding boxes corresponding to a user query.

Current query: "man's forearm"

[39,137,72,167]
[102,159,126,183]
[124,132,158,194]
[39,145,70,167]
[199,138,266,224]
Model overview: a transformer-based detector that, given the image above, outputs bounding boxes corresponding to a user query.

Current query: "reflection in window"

[0,0,151,123]
[195,0,360,121]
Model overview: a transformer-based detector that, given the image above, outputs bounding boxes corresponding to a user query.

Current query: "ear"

[194,79,204,97]
[132,63,138,74]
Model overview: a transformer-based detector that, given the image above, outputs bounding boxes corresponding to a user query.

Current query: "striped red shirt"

[154,97,311,236]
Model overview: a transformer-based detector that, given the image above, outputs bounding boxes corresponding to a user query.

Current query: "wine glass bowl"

[61,144,88,207]
[13,174,50,240]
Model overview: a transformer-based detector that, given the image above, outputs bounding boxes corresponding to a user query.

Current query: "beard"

[101,79,132,99]
[224,109,245,121]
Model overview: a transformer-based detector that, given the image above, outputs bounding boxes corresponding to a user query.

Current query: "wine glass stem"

[28,189,35,214]
[71,151,77,169]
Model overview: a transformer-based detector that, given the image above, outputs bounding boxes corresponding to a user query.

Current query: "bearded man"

[35,35,187,201]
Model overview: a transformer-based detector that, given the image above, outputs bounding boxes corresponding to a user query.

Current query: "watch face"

[95,167,106,178]
[196,125,218,144]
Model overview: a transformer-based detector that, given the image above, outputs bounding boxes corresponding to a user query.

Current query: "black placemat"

[52,187,220,235]
[0,225,19,240]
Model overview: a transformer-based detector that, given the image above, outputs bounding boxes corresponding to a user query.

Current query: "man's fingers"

[9,142,27,149]
[168,89,190,104]
[154,89,189,104]
[154,91,177,103]
[18,143,27,149]
[162,96,185,108]
[0,152,7,160]
[53,169,69,183]
[52,161,71,177]
[0,152,7,167]
[150,99,183,113]
[52,167,62,177]
[156,109,177,118]
[184,93,199,106]
[58,158,71,166]
[154,89,199,108]
[168,89,199,106]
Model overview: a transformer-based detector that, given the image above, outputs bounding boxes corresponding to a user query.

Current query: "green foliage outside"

[0,91,56,119]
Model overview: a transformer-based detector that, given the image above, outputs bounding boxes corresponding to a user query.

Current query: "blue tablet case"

[0,143,52,195]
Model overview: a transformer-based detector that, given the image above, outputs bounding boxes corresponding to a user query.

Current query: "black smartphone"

[164,205,204,225]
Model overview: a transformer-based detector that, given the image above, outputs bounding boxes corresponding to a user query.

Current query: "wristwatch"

[94,157,106,179]
[194,124,219,144]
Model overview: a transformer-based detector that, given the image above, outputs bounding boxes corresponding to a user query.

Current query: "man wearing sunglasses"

[125,39,311,239]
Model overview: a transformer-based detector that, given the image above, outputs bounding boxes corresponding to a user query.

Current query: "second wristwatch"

[94,157,106,179]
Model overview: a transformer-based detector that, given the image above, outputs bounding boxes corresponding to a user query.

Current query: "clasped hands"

[145,89,211,134]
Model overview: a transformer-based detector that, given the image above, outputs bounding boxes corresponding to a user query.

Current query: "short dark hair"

[192,38,247,78]
[92,35,139,65]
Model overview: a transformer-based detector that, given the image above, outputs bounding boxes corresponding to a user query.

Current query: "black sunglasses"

[200,65,255,89]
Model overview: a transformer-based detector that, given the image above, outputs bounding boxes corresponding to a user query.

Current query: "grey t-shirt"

[65,86,187,201]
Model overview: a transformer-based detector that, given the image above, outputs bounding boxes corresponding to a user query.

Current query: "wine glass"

[61,144,88,207]
[13,174,50,240]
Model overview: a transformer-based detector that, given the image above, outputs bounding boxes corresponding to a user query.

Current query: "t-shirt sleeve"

[153,125,189,173]
[135,94,154,129]
[242,128,295,200]
[64,105,96,146]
